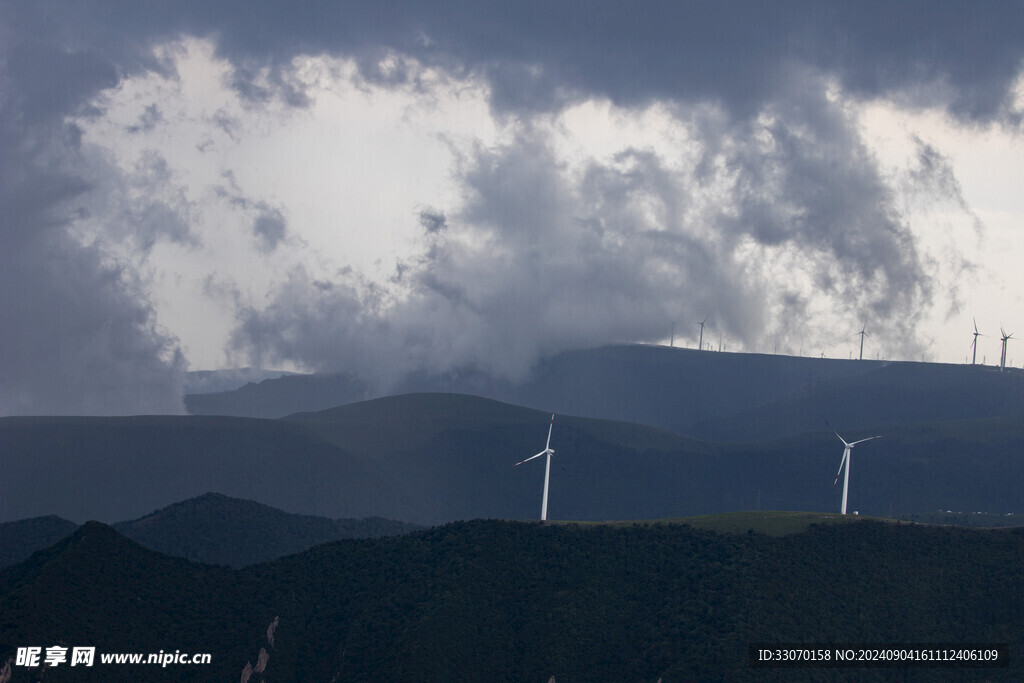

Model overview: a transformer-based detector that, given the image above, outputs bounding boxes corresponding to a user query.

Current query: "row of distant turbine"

[970,318,1015,371]
[677,318,1018,368]
[515,413,876,520]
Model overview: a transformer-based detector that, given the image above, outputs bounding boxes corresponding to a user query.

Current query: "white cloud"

[63,37,1024,376]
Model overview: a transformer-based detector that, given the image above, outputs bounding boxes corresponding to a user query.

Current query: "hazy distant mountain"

[2,519,1022,680]
[183,367,305,395]
[4,393,1024,527]
[0,495,422,570]
[0,515,77,568]
[185,345,876,427]
[690,361,1024,441]
[112,493,422,568]
[185,345,1024,440]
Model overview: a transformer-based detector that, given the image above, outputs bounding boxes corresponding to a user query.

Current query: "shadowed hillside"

[186,345,880,433]
[0,495,423,570]
[0,415,400,524]
[3,395,1024,527]
[186,345,1024,442]
[112,493,423,568]
[0,516,78,568]
[691,361,1024,441]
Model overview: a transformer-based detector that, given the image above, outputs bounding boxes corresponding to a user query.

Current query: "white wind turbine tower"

[971,318,984,365]
[831,431,881,515]
[999,327,1014,372]
[514,413,556,521]
[857,323,869,360]
[695,316,708,350]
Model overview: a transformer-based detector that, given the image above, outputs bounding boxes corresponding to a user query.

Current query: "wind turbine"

[831,431,881,515]
[514,413,556,521]
[856,323,869,360]
[995,327,1011,370]
[695,316,707,351]
[971,318,984,365]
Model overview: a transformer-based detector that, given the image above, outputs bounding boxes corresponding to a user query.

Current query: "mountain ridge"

[4,392,1023,528]
[184,345,1024,442]
[0,493,423,570]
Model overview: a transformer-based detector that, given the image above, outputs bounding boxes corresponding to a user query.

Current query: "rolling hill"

[111,493,422,568]
[0,516,78,568]
[184,345,1024,440]
[1,518,1021,681]
[3,393,1023,527]
[0,494,423,570]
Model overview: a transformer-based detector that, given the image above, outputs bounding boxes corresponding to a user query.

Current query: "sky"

[2,0,1024,415]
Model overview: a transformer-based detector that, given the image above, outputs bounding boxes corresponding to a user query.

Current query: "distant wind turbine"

[831,432,881,515]
[514,413,556,521]
[695,316,707,351]
[857,324,869,360]
[971,318,984,365]
[1000,327,1014,372]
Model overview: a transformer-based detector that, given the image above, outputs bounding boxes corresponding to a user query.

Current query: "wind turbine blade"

[513,451,546,467]
[832,450,848,487]
[545,413,554,451]
[833,431,851,447]
[849,436,881,446]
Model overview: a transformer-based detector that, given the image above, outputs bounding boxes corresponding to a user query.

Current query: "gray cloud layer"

[3,1,1023,410]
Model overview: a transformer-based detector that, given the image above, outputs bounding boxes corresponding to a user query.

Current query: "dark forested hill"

[1,519,1021,681]
[112,493,422,568]
[185,345,1024,441]
[0,516,78,568]
[0,495,422,570]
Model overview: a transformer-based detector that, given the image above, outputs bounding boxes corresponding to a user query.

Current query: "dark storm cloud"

[231,94,929,382]
[213,171,290,253]
[126,103,164,134]
[230,128,767,382]
[0,4,186,414]
[12,2,1024,120]
[204,2,1024,121]
[4,1,1024,407]
[252,208,287,253]
[903,135,983,232]
[418,208,447,234]
[722,74,931,319]
[0,124,185,415]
